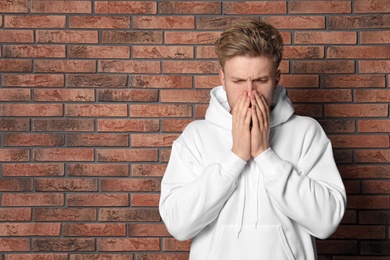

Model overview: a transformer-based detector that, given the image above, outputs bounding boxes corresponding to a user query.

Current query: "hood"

[205,85,294,130]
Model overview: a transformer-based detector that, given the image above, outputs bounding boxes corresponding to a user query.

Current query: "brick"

[34,208,96,222]
[195,104,208,118]
[98,89,158,102]
[7,254,68,260]
[135,254,189,260]
[33,148,94,162]
[288,89,351,103]
[285,46,324,59]
[95,1,156,14]
[71,255,133,260]
[316,240,357,254]
[129,224,169,237]
[102,31,162,44]
[2,163,64,177]
[294,31,357,44]
[280,75,319,88]
[0,30,33,43]
[329,135,389,148]
[132,164,167,177]
[334,149,353,164]
[289,1,351,14]
[0,149,29,162]
[329,15,390,29]
[69,16,130,29]
[0,60,32,72]
[68,46,130,59]
[0,0,28,12]
[0,89,30,101]
[318,119,355,133]
[0,223,60,236]
[98,60,160,74]
[98,238,160,251]
[67,194,129,207]
[0,238,30,252]
[361,241,390,255]
[35,60,96,73]
[360,60,390,73]
[5,15,66,28]
[131,134,179,147]
[99,208,160,222]
[101,179,161,192]
[133,16,194,29]
[160,1,221,14]
[328,46,390,59]
[67,133,128,147]
[31,1,91,13]
[133,46,194,59]
[325,104,388,117]
[0,209,31,221]
[355,0,390,13]
[32,238,95,252]
[4,45,65,58]
[2,74,64,87]
[361,30,390,44]
[0,179,32,191]
[359,210,390,224]
[359,120,390,133]
[35,178,97,192]
[339,165,390,178]
[263,16,325,29]
[130,104,192,118]
[161,90,210,103]
[293,61,354,74]
[162,119,194,132]
[68,164,129,177]
[279,61,290,74]
[162,238,191,251]
[165,31,220,44]
[322,75,385,88]
[0,118,30,131]
[194,76,220,89]
[36,30,98,44]
[293,104,322,118]
[65,104,128,117]
[34,89,95,102]
[344,180,360,194]
[4,134,65,147]
[64,224,126,237]
[196,46,217,59]
[341,210,356,224]
[1,104,62,117]
[196,16,259,30]
[355,90,390,102]
[348,195,390,209]
[224,1,286,14]
[160,149,172,163]
[66,74,127,88]
[131,194,160,207]
[363,180,390,194]
[97,149,158,162]
[98,119,159,132]
[33,119,94,132]
[163,61,219,74]
[2,193,63,206]
[130,75,192,89]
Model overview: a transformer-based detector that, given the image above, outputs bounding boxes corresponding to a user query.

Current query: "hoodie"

[159,85,346,260]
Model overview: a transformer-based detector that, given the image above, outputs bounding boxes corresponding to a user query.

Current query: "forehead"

[223,55,275,78]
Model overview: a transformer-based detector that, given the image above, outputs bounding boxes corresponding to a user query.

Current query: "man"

[159,20,346,260]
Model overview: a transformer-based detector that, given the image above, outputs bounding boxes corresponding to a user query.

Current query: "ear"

[219,69,226,90]
[275,69,281,88]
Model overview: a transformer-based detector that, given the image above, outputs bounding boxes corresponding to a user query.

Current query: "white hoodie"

[159,85,346,260]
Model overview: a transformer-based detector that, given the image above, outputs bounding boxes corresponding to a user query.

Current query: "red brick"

[279,61,290,74]
[0,0,28,12]
[361,241,390,255]
[165,31,220,44]
[71,255,133,260]
[130,104,192,117]
[0,149,29,162]
[340,165,390,179]
[196,46,217,59]
[66,74,127,88]
[2,163,64,177]
[130,75,192,89]
[5,15,66,28]
[33,119,94,132]
[67,164,129,177]
[63,224,126,237]
[0,208,31,221]
[67,133,128,147]
[65,104,128,117]
[0,89,30,101]
[101,179,161,192]
[132,164,167,177]
[35,178,97,192]
[359,210,390,224]
[0,238,30,252]
[97,149,158,162]
[224,1,286,14]
[316,240,357,255]
[2,74,64,87]
[318,119,355,133]
[160,1,221,14]
[322,75,385,88]
[341,210,357,224]
[196,16,259,30]
[194,104,208,118]
[329,15,390,29]
[7,254,67,260]
[32,238,95,252]
[293,60,354,74]
[133,16,194,29]
[95,1,157,14]
[280,75,319,88]
[2,193,63,206]
[98,119,159,132]
[161,90,210,103]
[67,194,129,207]
[355,90,390,102]
[4,45,65,58]
[325,104,388,117]
[0,223,60,236]
[356,150,390,163]
[289,1,351,14]
[102,31,162,44]
[98,60,160,73]
[31,1,91,13]
[0,60,32,72]
[280,46,323,59]
[0,30,33,43]
[363,180,390,194]
[162,119,194,132]
[331,225,385,239]
[194,76,220,89]
[329,135,389,148]
[69,46,130,59]
[131,134,179,147]
[98,238,160,251]
[35,60,96,73]
[263,16,325,29]
[36,30,98,43]
[0,179,32,191]
[98,89,158,102]
[163,61,219,74]
[129,224,169,237]
[293,104,322,118]
[135,254,189,260]
[355,0,390,13]
[162,238,191,251]
[328,46,390,59]
[1,104,62,117]
[34,208,96,222]
[0,118,30,132]
[34,89,95,102]
[98,208,160,222]
[288,89,351,103]
[133,46,194,59]
[361,30,390,44]
[33,148,94,162]
[160,149,172,163]
[334,150,353,164]
[294,31,357,44]
[4,134,64,147]
[360,60,390,73]
[131,194,160,207]
[69,16,130,29]
[359,120,390,133]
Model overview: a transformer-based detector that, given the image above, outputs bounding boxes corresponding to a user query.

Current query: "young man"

[159,20,346,260]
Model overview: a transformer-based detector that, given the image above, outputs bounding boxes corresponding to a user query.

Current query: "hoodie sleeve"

[254,123,346,239]
[159,138,247,241]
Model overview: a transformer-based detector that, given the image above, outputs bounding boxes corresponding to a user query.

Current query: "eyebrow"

[231,76,268,81]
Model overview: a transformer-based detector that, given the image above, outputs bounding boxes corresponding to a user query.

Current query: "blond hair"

[215,20,283,69]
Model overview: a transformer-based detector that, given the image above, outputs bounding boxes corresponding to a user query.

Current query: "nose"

[246,79,254,96]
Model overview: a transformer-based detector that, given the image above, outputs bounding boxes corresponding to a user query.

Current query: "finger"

[251,101,259,130]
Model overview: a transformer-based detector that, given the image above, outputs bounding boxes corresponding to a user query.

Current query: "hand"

[250,90,270,158]
[231,91,251,161]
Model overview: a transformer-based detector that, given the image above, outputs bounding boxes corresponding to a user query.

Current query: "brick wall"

[0,0,389,259]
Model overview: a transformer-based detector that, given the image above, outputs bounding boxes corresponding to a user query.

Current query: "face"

[219,55,281,112]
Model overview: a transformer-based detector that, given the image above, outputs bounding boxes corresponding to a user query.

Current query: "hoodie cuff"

[220,151,247,180]
[254,148,284,177]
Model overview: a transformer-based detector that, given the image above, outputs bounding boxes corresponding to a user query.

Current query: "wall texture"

[0,0,389,259]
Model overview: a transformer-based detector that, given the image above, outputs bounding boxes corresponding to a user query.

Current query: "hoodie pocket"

[207,225,295,260]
